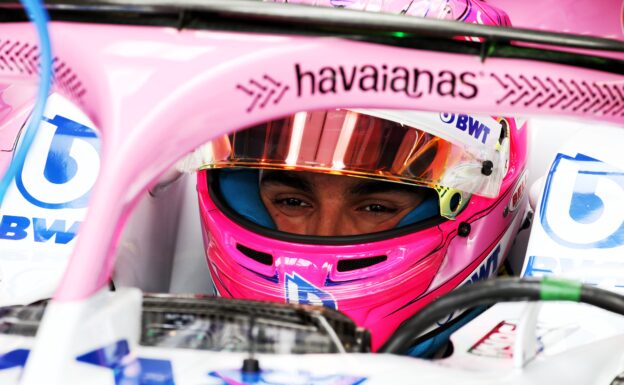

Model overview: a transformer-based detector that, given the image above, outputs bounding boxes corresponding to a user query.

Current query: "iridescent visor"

[191,109,506,218]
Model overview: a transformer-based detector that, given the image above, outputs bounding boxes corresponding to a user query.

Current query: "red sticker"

[469,321,516,358]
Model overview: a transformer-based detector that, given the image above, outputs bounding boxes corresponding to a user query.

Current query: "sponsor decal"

[294,63,478,100]
[507,170,527,214]
[0,113,99,245]
[468,319,577,359]
[0,215,79,244]
[540,153,624,249]
[0,96,101,303]
[469,321,516,358]
[16,114,100,209]
[439,112,492,145]
[523,152,624,289]
[462,245,501,287]
[237,64,480,113]
[285,273,338,310]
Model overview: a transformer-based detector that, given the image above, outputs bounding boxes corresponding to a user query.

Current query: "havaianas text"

[295,63,479,99]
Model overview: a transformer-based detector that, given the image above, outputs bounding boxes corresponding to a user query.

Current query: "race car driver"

[190,0,526,356]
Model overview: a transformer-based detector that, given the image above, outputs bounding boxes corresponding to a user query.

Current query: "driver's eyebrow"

[260,171,313,193]
[349,179,423,196]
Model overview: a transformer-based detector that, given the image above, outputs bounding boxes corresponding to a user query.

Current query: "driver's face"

[259,170,429,236]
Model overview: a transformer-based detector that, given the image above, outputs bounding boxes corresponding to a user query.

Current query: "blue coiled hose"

[0,0,52,207]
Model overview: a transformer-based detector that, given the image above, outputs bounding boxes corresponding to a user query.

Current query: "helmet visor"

[188,109,505,200]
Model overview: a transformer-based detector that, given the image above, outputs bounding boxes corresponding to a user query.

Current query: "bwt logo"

[16,115,100,209]
[285,273,337,310]
[540,153,624,249]
[464,245,501,286]
[0,215,79,244]
[440,113,492,144]
[437,245,501,327]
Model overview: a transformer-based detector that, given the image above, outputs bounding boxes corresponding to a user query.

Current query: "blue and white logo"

[540,153,624,249]
[439,112,492,144]
[463,245,501,286]
[0,215,80,244]
[15,114,100,209]
[285,273,337,310]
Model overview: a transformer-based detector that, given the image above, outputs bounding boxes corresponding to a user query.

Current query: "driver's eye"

[276,198,310,207]
[361,204,397,213]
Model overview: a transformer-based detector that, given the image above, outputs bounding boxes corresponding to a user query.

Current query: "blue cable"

[0,0,52,208]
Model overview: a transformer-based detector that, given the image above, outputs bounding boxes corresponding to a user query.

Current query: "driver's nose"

[307,201,356,236]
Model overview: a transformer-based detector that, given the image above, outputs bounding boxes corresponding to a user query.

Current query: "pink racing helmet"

[194,107,528,350]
